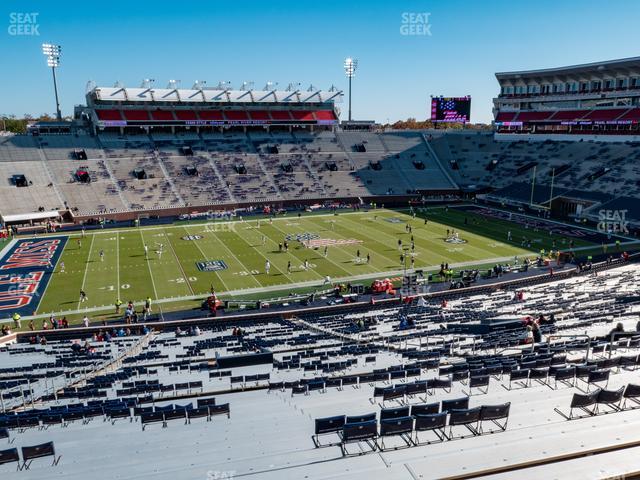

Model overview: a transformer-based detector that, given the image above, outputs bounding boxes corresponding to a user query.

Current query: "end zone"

[0,236,67,316]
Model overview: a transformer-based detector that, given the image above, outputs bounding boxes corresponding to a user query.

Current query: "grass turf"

[26,206,601,318]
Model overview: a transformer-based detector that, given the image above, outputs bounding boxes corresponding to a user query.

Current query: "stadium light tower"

[344,57,358,121]
[42,43,62,121]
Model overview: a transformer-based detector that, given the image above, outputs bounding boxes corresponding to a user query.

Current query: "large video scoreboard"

[430,96,471,123]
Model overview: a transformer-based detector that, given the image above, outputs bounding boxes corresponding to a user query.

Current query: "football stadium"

[2,3,640,479]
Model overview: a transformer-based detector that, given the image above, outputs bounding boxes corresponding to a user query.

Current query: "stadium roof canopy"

[1,210,60,224]
[88,86,343,105]
[495,56,640,81]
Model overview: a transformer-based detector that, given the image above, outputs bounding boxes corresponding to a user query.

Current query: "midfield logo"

[285,232,319,242]
[445,236,467,244]
[196,260,228,272]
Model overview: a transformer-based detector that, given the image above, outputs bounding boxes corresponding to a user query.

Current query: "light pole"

[42,43,62,121]
[344,57,358,121]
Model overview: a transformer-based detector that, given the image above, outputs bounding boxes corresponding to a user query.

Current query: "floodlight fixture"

[42,43,62,120]
[344,57,358,121]
[344,57,358,78]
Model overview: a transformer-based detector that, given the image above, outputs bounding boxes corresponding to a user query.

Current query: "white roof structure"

[1,210,60,223]
[496,56,640,81]
[88,86,343,105]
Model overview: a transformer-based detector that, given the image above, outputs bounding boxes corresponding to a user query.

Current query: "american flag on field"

[441,99,456,110]
[302,238,363,248]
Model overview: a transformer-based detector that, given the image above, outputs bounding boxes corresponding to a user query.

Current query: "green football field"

[31,206,599,317]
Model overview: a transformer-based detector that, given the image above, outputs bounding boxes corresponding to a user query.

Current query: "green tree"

[0,115,29,134]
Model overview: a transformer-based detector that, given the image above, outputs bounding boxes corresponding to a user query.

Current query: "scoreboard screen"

[430,96,471,123]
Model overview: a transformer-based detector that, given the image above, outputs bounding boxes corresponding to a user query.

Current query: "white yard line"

[24,211,372,239]
[0,238,17,260]
[344,213,518,264]
[234,223,308,282]
[268,221,342,279]
[10,207,639,244]
[296,215,390,271]
[163,230,195,296]
[190,224,262,288]
[20,252,554,320]
[8,208,640,320]
[36,239,69,315]
[180,226,235,292]
[116,233,120,300]
[77,235,95,310]
[323,214,413,265]
[450,203,636,241]
[139,229,160,302]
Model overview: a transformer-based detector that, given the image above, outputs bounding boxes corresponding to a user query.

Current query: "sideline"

[9,242,636,322]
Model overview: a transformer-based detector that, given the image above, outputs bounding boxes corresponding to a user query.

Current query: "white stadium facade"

[494,56,640,136]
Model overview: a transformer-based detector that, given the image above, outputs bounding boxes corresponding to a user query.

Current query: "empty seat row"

[313,402,510,455]
[0,441,60,471]
[555,383,640,420]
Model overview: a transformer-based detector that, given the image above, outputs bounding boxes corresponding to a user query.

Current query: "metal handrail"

[405,334,448,354]
[607,331,640,359]
[544,334,591,362]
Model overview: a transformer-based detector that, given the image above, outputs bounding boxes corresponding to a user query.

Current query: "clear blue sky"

[2,0,640,123]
